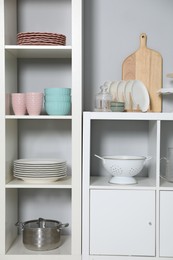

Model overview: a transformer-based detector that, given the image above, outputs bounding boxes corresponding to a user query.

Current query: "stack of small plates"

[13,159,67,183]
[110,101,125,112]
[17,32,66,45]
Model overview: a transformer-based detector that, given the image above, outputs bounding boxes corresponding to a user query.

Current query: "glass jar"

[95,85,112,112]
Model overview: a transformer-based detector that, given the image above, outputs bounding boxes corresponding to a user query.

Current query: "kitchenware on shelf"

[160,147,173,180]
[123,80,134,110]
[108,81,120,101]
[157,88,173,95]
[108,79,150,112]
[13,158,67,183]
[95,154,151,184]
[26,92,43,115]
[44,88,71,115]
[45,95,71,102]
[45,101,71,115]
[95,85,112,112]
[131,80,150,112]
[122,33,162,112]
[11,93,26,115]
[116,80,126,102]
[110,101,125,112]
[44,88,71,95]
[16,218,69,251]
[17,32,66,46]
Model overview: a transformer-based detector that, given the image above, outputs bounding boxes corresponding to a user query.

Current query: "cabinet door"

[160,191,173,257]
[90,190,155,256]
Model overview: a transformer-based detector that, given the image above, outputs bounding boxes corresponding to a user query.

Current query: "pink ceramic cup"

[11,93,26,115]
[26,92,43,115]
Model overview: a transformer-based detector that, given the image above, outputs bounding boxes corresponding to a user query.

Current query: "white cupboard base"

[90,190,155,256]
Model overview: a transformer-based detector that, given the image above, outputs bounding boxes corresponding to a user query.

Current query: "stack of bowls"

[110,101,125,112]
[44,88,71,115]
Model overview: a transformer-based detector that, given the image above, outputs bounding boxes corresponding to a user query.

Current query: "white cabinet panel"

[160,191,173,257]
[90,190,155,256]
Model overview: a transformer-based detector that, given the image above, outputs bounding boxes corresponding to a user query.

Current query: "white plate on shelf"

[14,176,66,183]
[14,166,67,171]
[124,80,134,110]
[14,172,67,177]
[131,80,150,112]
[117,80,126,102]
[14,170,66,175]
[14,158,66,165]
[109,81,120,101]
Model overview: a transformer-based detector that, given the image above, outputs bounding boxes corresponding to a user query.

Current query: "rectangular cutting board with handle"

[122,33,162,112]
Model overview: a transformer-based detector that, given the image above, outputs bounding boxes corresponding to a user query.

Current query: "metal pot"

[16,218,69,251]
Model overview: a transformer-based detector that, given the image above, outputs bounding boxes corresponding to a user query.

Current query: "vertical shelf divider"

[71,0,82,256]
[0,0,5,256]
[82,112,91,257]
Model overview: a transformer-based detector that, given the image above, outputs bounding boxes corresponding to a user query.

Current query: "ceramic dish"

[117,80,126,102]
[14,158,66,164]
[110,101,125,107]
[13,158,67,183]
[123,80,134,110]
[15,176,65,183]
[109,81,120,101]
[111,106,125,112]
[131,80,150,112]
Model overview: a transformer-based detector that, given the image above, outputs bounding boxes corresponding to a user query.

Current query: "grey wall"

[84,0,173,111]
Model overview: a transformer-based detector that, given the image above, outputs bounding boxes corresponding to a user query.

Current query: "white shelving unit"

[83,112,173,260]
[0,0,82,259]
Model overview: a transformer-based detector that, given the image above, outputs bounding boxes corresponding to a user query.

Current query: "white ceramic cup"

[26,92,43,115]
[11,93,26,115]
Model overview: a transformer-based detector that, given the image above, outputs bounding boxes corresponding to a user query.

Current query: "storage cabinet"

[90,190,155,256]
[83,112,173,260]
[82,0,173,258]
[160,191,173,257]
[0,0,82,259]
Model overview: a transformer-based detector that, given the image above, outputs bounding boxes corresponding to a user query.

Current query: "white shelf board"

[5,115,72,120]
[6,235,71,256]
[90,176,156,190]
[5,176,72,189]
[84,111,173,121]
[5,45,72,58]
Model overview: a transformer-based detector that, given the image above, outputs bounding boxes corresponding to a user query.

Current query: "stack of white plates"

[106,80,150,112]
[13,159,67,183]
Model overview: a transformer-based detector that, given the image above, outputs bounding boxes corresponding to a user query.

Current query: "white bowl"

[95,155,151,184]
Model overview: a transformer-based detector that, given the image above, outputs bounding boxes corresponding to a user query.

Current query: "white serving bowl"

[95,155,151,184]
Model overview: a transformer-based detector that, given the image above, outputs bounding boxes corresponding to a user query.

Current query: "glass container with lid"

[95,85,112,112]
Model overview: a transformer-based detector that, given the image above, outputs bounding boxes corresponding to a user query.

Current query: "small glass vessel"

[95,85,112,112]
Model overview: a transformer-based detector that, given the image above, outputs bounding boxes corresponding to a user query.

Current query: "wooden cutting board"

[122,33,162,112]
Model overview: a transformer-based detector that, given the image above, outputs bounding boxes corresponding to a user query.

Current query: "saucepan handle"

[58,223,69,230]
[15,221,24,231]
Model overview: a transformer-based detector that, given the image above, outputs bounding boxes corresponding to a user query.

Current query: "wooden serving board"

[122,33,162,112]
